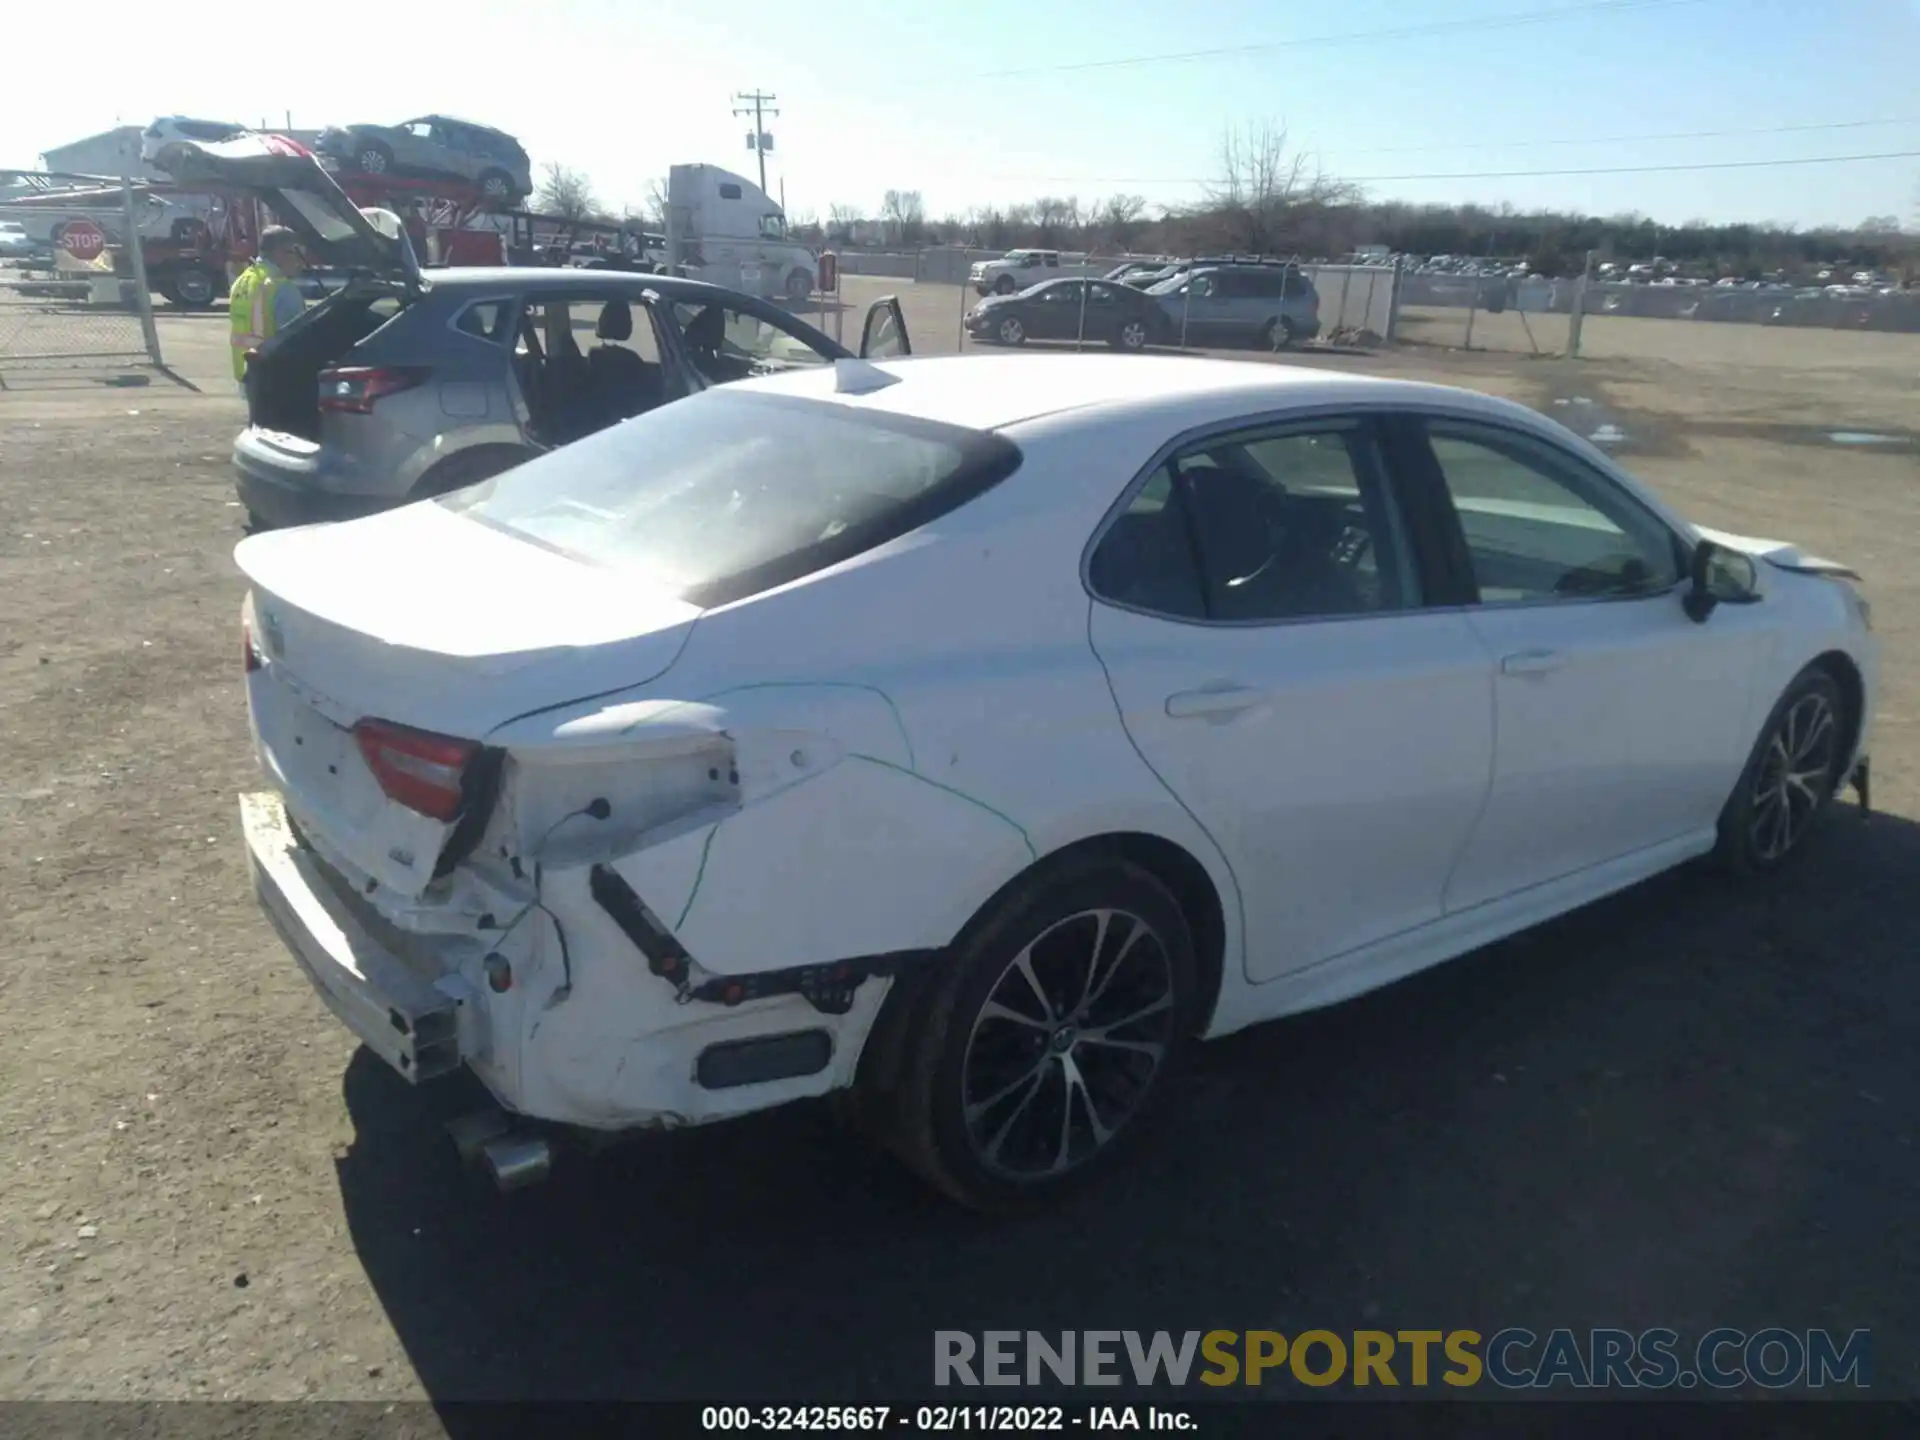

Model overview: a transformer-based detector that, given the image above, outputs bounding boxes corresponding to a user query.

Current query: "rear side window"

[440,391,1023,608]
[453,299,514,343]
[719,182,743,200]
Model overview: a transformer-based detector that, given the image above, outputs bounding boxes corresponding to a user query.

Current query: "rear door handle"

[1166,685,1271,719]
[1500,649,1565,677]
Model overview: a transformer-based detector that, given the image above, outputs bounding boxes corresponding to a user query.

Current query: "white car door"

[1087,415,1496,984]
[1415,416,1771,912]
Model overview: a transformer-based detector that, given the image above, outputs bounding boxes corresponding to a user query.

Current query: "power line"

[1341,114,1920,156]
[984,150,1920,188]
[977,0,1712,78]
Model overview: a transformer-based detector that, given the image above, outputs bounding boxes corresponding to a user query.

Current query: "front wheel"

[1712,667,1848,874]
[996,316,1027,346]
[355,141,393,176]
[993,275,1018,295]
[478,169,513,201]
[785,268,813,302]
[872,858,1197,1211]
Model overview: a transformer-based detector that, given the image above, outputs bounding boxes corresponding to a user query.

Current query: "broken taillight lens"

[352,718,479,823]
[318,366,428,415]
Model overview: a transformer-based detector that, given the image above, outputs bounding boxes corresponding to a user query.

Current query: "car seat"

[586,300,662,422]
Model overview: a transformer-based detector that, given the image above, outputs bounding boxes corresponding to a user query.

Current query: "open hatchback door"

[163,133,420,288]
[859,295,910,358]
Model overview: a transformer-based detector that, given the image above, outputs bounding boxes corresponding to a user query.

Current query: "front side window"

[1088,421,1414,623]
[671,300,832,382]
[1422,420,1681,603]
[440,391,1021,608]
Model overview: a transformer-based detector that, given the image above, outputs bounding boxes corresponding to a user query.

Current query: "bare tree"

[536,162,601,222]
[1092,193,1149,249]
[1201,122,1353,255]
[1031,196,1080,245]
[642,176,669,228]
[826,202,864,242]
[881,189,926,245]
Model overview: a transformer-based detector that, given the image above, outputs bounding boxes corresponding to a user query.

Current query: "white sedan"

[236,354,1877,1210]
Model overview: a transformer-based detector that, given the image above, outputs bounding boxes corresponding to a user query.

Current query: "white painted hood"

[235,499,700,738]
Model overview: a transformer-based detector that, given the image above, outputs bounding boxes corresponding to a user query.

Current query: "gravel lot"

[2,298,1916,1409]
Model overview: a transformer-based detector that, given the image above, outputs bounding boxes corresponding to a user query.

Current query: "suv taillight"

[352,718,478,822]
[318,366,428,415]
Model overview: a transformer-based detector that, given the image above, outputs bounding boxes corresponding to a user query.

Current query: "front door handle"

[1166,685,1270,719]
[1500,649,1565,677]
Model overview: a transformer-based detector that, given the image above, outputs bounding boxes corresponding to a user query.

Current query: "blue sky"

[4,0,1917,230]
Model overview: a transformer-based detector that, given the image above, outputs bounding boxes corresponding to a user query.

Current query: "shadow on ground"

[337,808,1920,1412]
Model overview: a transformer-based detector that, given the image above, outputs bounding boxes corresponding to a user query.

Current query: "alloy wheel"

[359,148,389,174]
[959,907,1176,1181]
[998,318,1025,345]
[1748,690,1838,861]
[1120,321,1147,350]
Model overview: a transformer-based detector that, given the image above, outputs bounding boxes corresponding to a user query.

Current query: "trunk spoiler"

[160,133,422,293]
[1692,525,1861,582]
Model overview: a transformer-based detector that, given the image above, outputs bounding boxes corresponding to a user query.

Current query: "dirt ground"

[2,295,1917,1411]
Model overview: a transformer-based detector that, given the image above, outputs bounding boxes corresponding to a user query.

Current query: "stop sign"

[58,219,106,263]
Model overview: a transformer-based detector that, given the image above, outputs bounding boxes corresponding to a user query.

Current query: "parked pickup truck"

[969,248,1097,295]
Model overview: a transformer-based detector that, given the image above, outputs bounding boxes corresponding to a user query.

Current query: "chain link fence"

[0,175,164,385]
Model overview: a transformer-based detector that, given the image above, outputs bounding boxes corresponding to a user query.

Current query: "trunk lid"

[163,133,420,289]
[238,501,700,897]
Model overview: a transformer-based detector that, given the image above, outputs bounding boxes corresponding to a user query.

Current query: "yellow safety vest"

[228,261,285,382]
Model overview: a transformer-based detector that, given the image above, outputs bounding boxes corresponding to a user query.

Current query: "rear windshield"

[438,390,1023,609]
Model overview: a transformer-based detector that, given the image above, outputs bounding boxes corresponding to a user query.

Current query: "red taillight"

[352,718,478,822]
[318,366,428,415]
[243,620,263,673]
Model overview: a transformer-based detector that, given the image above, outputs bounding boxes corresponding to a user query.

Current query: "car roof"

[730,353,1504,433]
[421,267,760,299]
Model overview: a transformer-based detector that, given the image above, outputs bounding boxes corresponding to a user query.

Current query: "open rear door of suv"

[859,296,910,358]
[162,133,420,287]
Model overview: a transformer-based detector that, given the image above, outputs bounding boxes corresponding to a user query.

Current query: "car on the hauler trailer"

[235,353,1877,1211]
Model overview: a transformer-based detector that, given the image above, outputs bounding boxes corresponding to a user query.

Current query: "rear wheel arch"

[408,443,535,500]
[851,830,1228,1111]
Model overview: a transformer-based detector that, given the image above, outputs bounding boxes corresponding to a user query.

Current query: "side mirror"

[1683,539,1758,623]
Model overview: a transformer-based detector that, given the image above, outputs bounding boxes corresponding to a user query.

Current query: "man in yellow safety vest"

[229,226,308,387]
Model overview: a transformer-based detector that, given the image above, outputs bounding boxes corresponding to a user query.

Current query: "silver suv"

[1148,263,1321,349]
[173,144,911,529]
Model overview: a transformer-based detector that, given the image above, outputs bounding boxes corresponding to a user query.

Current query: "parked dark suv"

[167,139,911,530]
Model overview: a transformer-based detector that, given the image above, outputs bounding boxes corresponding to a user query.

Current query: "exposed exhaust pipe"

[479,1134,552,1192]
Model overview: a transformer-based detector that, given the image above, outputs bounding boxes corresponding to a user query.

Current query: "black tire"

[478,169,514,202]
[872,857,1198,1211]
[163,266,220,309]
[785,268,813,302]
[1265,317,1299,352]
[993,275,1018,295]
[996,316,1027,347]
[1711,667,1848,875]
[355,140,393,176]
[1110,317,1150,352]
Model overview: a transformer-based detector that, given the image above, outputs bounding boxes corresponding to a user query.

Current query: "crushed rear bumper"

[240,790,479,1081]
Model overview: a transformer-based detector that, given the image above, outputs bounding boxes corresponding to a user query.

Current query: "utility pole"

[732,90,778,194]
